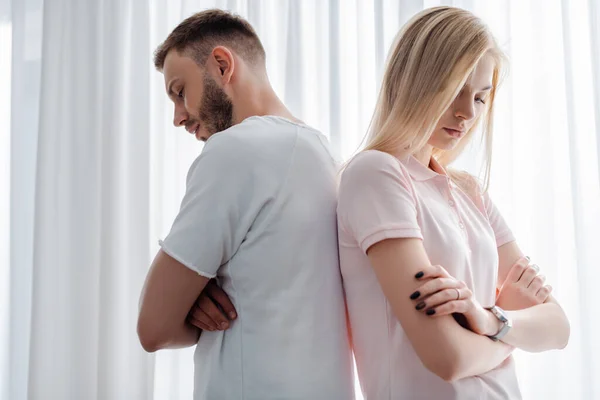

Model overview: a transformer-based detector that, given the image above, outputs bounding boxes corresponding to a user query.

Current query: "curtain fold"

[1,1,599,399]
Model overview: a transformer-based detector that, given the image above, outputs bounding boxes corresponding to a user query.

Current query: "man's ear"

[210,46,234,84]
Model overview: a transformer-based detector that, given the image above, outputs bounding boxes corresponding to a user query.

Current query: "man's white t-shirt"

[160,116,355,400]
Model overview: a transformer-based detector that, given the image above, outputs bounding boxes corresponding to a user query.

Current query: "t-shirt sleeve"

[481,191,515,247]
[337,151,423,254]
[159,135,265,278]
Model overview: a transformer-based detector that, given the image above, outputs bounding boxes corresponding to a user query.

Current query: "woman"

[337,7,570,399]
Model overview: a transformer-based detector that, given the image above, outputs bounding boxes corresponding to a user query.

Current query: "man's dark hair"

[153,9,266,70]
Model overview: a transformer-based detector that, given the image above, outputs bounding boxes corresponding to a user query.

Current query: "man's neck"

[231,84,299,125]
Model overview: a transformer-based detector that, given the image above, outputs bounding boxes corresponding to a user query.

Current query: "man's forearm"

[502,302,570,352]
[141,322,201,353]
[160,323,201,351]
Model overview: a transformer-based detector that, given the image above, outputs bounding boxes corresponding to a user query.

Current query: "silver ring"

[455,288,460,300]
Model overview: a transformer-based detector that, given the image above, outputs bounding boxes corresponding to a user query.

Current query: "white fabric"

[161,116,354,400]
[337,151,520,400]
[1,0,600,399]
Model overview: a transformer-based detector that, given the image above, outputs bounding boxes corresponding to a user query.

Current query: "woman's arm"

[368,237,514,382]
[495,241,570,352]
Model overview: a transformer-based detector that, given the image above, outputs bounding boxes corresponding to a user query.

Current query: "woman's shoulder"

[449,169,484,195]
[342,150,410,180]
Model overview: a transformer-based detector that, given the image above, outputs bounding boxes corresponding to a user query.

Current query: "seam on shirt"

[386,293,392,399]
[226,256,244,400]
[313,129,340,165]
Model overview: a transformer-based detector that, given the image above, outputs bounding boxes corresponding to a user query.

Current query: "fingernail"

[410,291,421,300]
[220,322,228,329]
[416,301,426,310]
[525,256,530,261]
[426,309,436,316]
[229,312,237,319]
[415,271,424,279]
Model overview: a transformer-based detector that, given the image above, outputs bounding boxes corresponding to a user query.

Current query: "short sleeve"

[481,191,515,247]
[159,135,265,278]
[337,151,423,254]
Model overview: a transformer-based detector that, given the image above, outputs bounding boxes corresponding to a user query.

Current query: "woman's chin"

[432,138,461,151]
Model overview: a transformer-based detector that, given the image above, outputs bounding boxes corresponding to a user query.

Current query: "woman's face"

[428,54,495,151]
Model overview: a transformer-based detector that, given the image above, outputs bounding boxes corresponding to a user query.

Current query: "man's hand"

[187,280,237,331]
[496,257,552,311]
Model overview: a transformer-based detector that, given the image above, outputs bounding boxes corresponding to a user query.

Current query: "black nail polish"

[426,309,436,316]
[416,301,426,310]
[410,291,421,300]
[415,271,424,279]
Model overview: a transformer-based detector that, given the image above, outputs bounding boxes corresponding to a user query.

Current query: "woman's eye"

[475,97,486,104]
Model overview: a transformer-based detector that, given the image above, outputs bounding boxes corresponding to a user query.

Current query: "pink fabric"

[337,150,521,400]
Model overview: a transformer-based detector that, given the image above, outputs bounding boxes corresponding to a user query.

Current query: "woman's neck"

[413,145,434,169]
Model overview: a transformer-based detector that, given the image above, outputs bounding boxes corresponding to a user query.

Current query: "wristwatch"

[486,305,512,341]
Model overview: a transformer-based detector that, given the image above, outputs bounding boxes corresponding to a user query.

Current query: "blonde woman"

[337,7,570,399]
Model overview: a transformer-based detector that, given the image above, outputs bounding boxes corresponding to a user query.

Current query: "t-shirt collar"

[402,155,448,182]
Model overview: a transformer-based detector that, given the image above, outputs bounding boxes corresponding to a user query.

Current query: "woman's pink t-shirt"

[337,150,521,400]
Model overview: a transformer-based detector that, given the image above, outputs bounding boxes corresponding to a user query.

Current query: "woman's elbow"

[422,354,464,382]
[557,318,571,350]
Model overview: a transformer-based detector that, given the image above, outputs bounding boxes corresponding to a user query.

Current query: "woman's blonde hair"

[362,6,506,193]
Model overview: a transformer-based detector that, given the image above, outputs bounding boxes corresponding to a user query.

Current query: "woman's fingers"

[427,299,473,317]
[414,286,473,315]
[410,277,463,300]
[536,285,553,302]
[414,286,468,310]
[505,256,530,283]
[414,264,451,280]
[518,264,539,286]
[528,274,546,292]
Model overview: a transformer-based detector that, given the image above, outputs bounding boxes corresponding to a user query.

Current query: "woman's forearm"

[502,300,570,352]
[444,323,515,381]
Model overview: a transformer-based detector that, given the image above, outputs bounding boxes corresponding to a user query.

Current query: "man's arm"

[137,250,209,352]
[495,241,570,352]
[368,238,514,382]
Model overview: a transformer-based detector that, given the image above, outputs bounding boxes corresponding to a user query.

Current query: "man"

[137,9,355,400]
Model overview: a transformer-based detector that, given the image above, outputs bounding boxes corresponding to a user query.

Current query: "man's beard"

[198,75,234,136]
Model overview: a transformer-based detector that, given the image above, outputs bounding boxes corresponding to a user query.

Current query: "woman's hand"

[410,265,501,336]
[496,257,552,311]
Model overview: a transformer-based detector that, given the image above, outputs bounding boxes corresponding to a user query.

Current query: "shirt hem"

[158,240,217,279]
[360,228,423,253]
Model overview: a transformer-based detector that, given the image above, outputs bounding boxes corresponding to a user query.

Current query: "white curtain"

[1,0,599,399]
